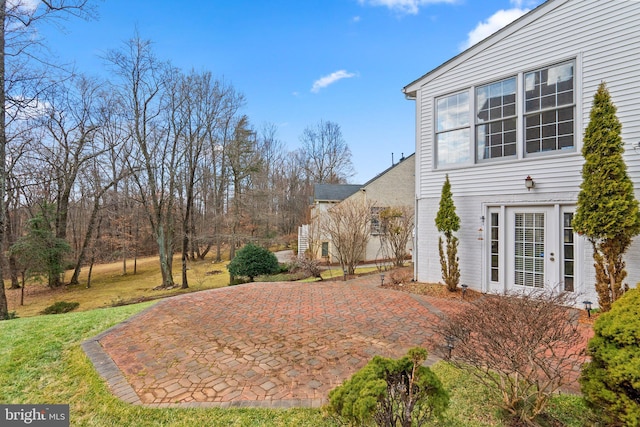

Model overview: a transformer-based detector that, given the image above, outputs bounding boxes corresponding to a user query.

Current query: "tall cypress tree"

[573,82,640,311]
[435,174,460,291]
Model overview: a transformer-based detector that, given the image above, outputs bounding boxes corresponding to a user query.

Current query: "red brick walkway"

[82,275,590,408]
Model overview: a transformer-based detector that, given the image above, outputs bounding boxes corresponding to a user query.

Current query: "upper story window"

[524,61,575,155]
[476,77,517,161]
[432,59,576,169]
[435,91,470,168]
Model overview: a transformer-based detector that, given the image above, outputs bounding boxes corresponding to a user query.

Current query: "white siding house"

[403,0,640,305]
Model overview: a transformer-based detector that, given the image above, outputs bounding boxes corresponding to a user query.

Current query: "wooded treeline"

[7,36,354,290]
[0,0,355,320]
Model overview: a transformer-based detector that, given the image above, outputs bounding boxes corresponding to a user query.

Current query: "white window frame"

[523,60,576,157]
[432,57,579,170]
[434,89,471,168]
[475,77,518,162]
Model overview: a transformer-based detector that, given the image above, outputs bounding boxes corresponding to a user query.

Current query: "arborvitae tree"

[581,288,640,425]
[573,82,640,312]
[435,174,460,291]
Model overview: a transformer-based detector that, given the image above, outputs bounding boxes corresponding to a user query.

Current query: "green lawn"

[0,303,332,427]
[0,301,593,426]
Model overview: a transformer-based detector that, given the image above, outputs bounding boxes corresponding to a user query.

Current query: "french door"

[487,205,578,293]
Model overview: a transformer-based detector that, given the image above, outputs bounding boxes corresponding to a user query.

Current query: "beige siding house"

[301,154,415,264]
[403,0,640,306]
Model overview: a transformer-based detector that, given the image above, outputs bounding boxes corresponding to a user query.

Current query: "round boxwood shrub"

[581,288,640,425]
[227,243,279,282]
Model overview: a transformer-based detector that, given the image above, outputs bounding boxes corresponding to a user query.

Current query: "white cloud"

[509,0,541,8]
[352,15,361,23]
[311,70,357,93]
[357,0,457,16]
[8,0,40,12]
[460,7,530,50]
[7,96,50,121]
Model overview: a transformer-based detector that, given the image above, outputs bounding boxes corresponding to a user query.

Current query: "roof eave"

[402,0,566,94]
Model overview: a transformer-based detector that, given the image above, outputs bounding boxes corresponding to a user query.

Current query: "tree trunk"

[20,272,25,306]
[156,224,174,287]
[6,203,19,289]
[199,244,211,260]
[70,195,102,285]
[0,2,9,319]
[87,251,96,289]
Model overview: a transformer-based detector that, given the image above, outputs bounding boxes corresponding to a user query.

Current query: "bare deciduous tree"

[378,205,414,267]
[299,120,354,184]
[0,0,94,318]
[438,291,585,424]
[106,34,179,288]
[321,197,373,275]
[226,115,261,260]
[34,75,105,287]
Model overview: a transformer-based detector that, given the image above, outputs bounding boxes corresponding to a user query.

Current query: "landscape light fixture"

[380,274,385,286]
[445,335,455,359]
[343,268,347,282]
[461,284,468,299]
[583,300,593,318]
[525,175,535,191]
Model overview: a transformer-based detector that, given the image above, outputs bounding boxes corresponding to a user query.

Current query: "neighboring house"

[402,0,640,305]
[299,183,361,261]
[301,154,415,263]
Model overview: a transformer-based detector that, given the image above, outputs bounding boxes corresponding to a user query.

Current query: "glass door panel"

[514,212,545,288]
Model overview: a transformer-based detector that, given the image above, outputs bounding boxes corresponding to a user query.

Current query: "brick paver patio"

[82,274,590,408]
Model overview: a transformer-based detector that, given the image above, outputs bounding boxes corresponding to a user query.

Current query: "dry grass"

[5,255,231,318]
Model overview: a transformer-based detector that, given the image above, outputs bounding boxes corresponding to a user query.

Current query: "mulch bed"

[381,281,483,302]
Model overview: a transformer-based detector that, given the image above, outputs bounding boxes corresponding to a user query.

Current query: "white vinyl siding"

[411,0,640,296]
[416,0,640,199]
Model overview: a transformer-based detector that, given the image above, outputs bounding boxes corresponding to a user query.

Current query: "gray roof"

[314,183,361,202]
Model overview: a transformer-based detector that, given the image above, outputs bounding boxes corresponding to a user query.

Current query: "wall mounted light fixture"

[525,175,535,191]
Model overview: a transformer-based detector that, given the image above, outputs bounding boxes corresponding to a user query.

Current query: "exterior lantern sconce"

[525,175,535,191]
[380,274,385,286]
[461,284,468,299]
[477,215,485,241]
[583,300,593,318]
[445,335,455,359]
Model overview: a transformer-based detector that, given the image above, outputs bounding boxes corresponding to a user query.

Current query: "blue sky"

[40,0,543,183]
